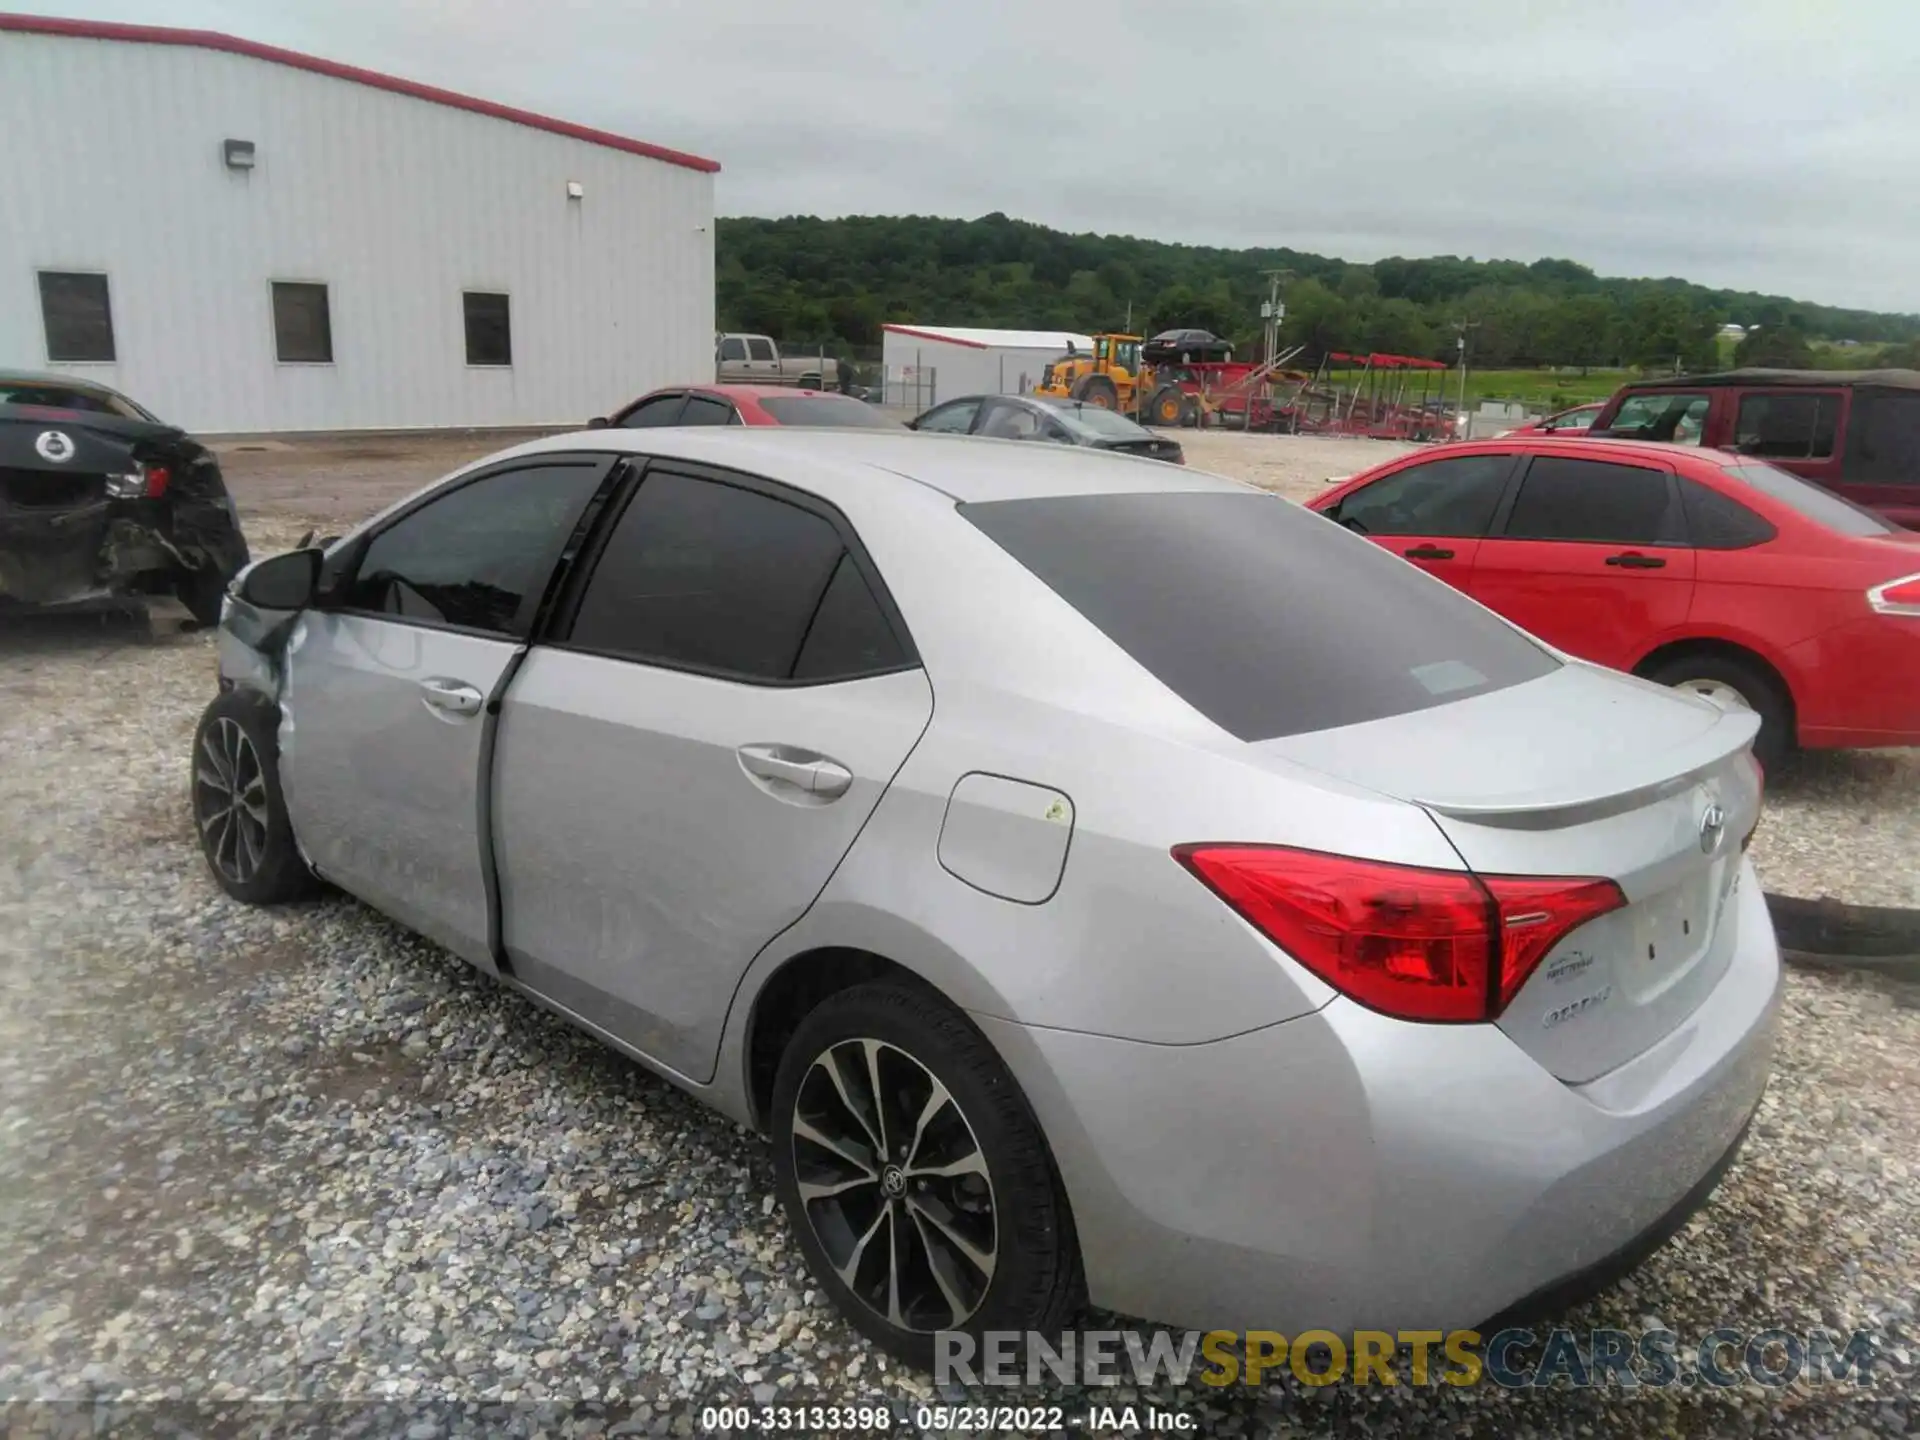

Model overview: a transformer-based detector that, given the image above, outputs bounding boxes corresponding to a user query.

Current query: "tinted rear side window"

[567,471,846,681]
[1677,476,1776,549]
[793,554,909,680]
[1851,392,1920,485]
[962,491,1557,742]
[1502,457,1683,545]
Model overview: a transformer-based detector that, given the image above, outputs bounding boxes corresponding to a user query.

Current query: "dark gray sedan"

[908,392,1184,463]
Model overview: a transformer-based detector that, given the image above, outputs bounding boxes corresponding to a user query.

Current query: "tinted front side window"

[1606,392,1708,445]
[963,491,1557,742]
[342,464,601,636]
[1503,457,1682,545]
[618,394,685,428]
[568,472,846,680]
[718,338,748,362]
[1734,392,1836,459]
[1335,453,1513,537]
[915,400,981,434]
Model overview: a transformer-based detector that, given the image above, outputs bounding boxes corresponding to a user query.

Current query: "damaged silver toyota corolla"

[0,371,249,623]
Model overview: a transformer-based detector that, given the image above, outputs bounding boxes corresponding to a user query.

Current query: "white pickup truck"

[715,333,837,390]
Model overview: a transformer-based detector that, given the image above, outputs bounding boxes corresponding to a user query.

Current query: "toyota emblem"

[1698,802,1727,854]
[35,430,76,464]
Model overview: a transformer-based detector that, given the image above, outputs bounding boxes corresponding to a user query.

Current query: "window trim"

[269,279,336,366]
[1489,452,1688,548]
[544,457,921,688]
[461,289,513,369]
[1330,450,1525,539]
[320,452,621,641]
[37,269,117,365]
[676,391,741,427]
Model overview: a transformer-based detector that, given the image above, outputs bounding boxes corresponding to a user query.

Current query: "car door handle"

[1403,545,1455,560]
[1605,552,1667,569]
[420,678,485,715]
[737,744,854,799]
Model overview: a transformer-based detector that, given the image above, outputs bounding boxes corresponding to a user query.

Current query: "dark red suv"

[1591,369,1920,530]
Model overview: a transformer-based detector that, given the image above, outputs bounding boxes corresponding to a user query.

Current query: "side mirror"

[586,415,611,429]
[238,548,322,610]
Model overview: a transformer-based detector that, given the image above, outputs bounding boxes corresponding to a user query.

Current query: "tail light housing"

[104,462,170,499]
[1173,844,1625,1023]
[1868,572,1920,618]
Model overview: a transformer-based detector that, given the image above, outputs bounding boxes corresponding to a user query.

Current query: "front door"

[279,457,609,967]
[1470,452,1696,669]
[1324,449,1520,594]
[492,462,933,1080]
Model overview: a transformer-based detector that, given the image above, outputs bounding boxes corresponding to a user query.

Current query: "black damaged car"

[0,372,248,624]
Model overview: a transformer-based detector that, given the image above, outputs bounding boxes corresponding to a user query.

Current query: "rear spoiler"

[1413,707,1761,829]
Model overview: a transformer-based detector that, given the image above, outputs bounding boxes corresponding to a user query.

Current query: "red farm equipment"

[1289,352,1453,440]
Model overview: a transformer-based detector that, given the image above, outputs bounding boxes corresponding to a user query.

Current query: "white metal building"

[881,325,1094,404]
[0,15,718,434]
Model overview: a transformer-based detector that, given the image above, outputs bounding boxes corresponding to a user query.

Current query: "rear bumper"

[978,861,1782,1333]
[1787,615,1920,749]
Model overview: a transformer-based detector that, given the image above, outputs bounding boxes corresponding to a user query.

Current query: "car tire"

[1641,652,1792,772]
[770,979,1082,1370]
[189,690,320,904]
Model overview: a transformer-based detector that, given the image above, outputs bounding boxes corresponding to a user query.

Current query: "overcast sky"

[19,0,1920,312]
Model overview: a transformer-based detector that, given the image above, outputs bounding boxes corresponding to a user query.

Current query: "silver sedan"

[196,428,1780,1368]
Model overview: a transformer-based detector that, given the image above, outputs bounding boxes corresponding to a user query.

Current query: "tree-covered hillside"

[716,212,1920,371]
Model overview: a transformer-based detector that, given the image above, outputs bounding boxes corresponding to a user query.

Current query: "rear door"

[1470,452,1697,668]
[1322,449,1519,592]
[278,456,611,968]
[492,461,933,1080]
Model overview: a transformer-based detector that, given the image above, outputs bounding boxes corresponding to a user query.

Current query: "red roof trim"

[0,12,721,174]
[882,324,990,350]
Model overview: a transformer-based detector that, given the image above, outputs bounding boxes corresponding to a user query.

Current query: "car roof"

[1619,367,1920,392]
[477,426,1243,505]
[0,369,124,396]
[1449,434,1747,469]
[687,384,863,401]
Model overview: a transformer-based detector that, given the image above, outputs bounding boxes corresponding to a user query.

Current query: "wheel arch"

[1631,634,1799,732]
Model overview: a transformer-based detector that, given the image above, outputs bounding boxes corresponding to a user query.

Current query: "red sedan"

[589,384,900,430]
[1309,436,1920,767]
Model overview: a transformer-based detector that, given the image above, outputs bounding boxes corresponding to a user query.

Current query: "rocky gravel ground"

[0,433,1916,1438]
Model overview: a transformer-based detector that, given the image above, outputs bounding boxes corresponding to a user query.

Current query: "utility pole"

[1260,268,1294,366]
[1451,320,1480,436]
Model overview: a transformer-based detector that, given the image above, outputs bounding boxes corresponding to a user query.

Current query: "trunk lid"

[1257,662,1763,1082]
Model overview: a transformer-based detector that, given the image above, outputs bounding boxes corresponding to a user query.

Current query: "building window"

[39,272,116,362]
[463,292,512,367]
[272,282,334,363]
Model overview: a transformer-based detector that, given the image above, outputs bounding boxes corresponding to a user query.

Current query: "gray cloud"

[20,0,1920,310]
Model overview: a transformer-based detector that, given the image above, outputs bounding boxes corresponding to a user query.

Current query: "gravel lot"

[1,430,1915,1437]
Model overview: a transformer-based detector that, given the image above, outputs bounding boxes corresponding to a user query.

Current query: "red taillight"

[1870,572,1920,617]
[144,464,171,498]
[1172,844,1625,1023]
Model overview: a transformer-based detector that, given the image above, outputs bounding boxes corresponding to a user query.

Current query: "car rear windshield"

[0,380,149,420]
[961,491,1559,741]
[1040,402,1152,440]
[1726,463,1899,536]
[757,395,900,428]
